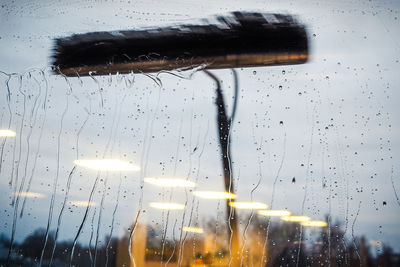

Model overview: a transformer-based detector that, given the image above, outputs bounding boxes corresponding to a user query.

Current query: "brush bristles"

[52,12,309,76]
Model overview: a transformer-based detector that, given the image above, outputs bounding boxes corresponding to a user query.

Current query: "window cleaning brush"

[52,11,309,76]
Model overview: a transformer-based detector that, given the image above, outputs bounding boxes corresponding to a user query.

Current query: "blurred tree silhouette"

[1,216,399,266]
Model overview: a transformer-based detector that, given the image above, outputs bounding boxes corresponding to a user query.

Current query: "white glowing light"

[258,210,291,217]
[182,226,204,234]
[193,191,236,199]
[0,129,16,137]
[229,202,268,210]
[149,202,185,210]
[301,220,328,227]
[13,192,44,198]
[144,177,196,188]
[74,159,140,171]
[68,201,97,207]
[281,215,310,222]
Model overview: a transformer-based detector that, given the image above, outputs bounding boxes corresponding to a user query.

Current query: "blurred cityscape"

[1,215,399,267]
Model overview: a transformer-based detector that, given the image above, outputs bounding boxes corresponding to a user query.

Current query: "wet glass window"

[1,1,399,266]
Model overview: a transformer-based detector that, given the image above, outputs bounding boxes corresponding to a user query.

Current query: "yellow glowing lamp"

[182,226,204,234]
[281,215,311,222]
[258,210,291,217]
[13,192,45,198]
[229,202,268,210]
[73,159,140,171]
[0,129,16,137]
[149,202,185,210]
[193,191,236,199]
[301,220,327,227]
[144,177,196,188]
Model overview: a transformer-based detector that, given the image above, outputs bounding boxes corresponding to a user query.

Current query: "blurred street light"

[182,226,204,234]
[0,129,16,137]
[13,192,44,198]
[301,220,327,227]
[258,210,291,217]
[73,159,140,171]
[149,202,185,210]
[144,177,196,187]
[229,202,268,210]
[281,215,310,222]
[193,191,236,199]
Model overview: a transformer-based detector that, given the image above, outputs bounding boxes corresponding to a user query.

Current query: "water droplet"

[253,70,257,75]
[282,70,286,75]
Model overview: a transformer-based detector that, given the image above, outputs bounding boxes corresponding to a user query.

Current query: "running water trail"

[333,124,349,265]
[105,174,122,267]
[76,105,91,159]
[128,94,150,267]
[390,166,400,208]
[296,105,316,267]
[70,172,101,266]
[164,219,178,267]
[11,75,25,204]
[39,84,70,267]
[8,71,43,262]
[161,109,185,266]
[178,120,209,266]
[9,129,17,187]
[3,74,18,188]
[14,74,42,191]
[351,201,362,265]
[70,88,120,266]
[49,166,76,266]
[20,71,49,218]
[129,79,162,267]
[143,72,163,88]
[160,188,174,266]
[94,175,108,267]
[93,95,120,267]
[212,201,221,264]
[89,71,104,107]
[14,72,42,213]
[324,78,349,264]
[6,75,27,265]
[240,128,265,266]
[0,73,14,175]
[88,208,97,266]
[104,94,126,267]
[176,99,196,266]
[156,64,208,80]
[19,72,42,197]
[261,132,286,267]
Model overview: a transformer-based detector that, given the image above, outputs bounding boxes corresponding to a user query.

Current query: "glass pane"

[1,1,399,266]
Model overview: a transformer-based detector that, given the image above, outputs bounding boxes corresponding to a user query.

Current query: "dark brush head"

[52,12,309,76]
